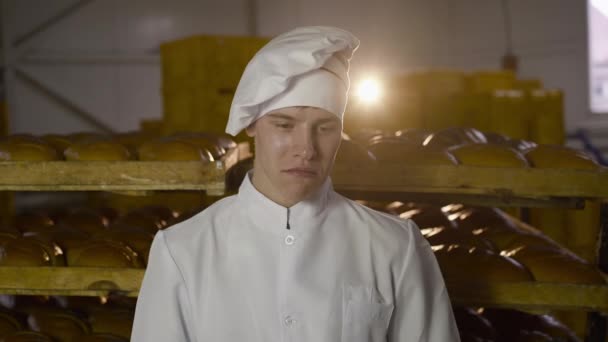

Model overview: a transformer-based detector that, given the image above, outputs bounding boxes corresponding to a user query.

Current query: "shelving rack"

[0,151,606,340]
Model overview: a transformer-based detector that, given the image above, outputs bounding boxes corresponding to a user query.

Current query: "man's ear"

[245,122,257,137]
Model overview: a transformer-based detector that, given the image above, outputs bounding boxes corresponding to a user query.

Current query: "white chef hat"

[225,26,360,136]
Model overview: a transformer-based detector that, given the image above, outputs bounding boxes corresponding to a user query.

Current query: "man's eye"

[274,123,293,129]
[319,125,337,132]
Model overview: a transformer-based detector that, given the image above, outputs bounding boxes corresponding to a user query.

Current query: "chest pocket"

[341,286,394,342]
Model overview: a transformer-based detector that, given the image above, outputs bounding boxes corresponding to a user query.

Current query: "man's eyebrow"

[266,113,296,120]
[315,117,339,125]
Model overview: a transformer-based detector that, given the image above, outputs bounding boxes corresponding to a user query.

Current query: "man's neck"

[249,171,299,208]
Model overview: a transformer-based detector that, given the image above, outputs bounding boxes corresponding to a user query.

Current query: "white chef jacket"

[131,173,460,342]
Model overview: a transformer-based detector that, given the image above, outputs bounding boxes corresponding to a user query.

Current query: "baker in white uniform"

[131,26,460,342]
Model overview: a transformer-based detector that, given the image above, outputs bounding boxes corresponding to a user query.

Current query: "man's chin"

[282,182,320,202]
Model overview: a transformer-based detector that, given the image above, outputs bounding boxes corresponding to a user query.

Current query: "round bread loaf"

[25,225,90,259]
[170,133,225,159]
[79,333,129,342]
[0,226,21,237]
[95,226,153,264]
[368,138,458,165]
[422,127,487,149]
[22,236,65,266]
[171,131,236,151]
[120,205,176,229]
[41,134,73,154]
[534,314,581,342]
[14,211,54,233]
[173,131,236,152]
[434,244,534,282]
[446,206,518,232]
[525,145,601,170]
[113,131,153,158]
[103,294,137,310]
[393,128,431,146]
[481,131,510,145]
[0,236,53,266]
[487,231,559,251]
[424,226,495,251]
[0,311,21,337]
[58,208,108,235]
[3,295,54,313]
[382,201,416,215]
[482,308,579,342]
[87,308,134,340]
[335,138,376,164]
[64,140,132,161]
[505,138,537,153]
[138,138,214,162]
[448,143,529,168]
[2,330,55,342]
[505,246,605,284]
[27,309,91,341]
[27,309,90,342]
[0,136,59,161]
[453,307,497,342]
[96,207,119,224]
[115,210,167,234]
[54,296,107,313]
[68,240,143,268]
[348,128,386,145]
[397,205,456,229]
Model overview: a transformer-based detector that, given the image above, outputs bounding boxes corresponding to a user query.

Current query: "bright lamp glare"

[356,79,381,103]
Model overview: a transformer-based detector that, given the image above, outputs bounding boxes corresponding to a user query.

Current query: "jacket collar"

[237,171,332,235]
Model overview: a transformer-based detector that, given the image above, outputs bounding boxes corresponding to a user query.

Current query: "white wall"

[2,0,604,135]
[2,0,250,134]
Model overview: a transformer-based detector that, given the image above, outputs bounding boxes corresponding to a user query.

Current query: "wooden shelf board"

[332,163,608,200]
[0,143,252,196]
[0,267,605,311]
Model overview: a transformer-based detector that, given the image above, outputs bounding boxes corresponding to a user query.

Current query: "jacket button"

[284,235,295,245]
[284,316,296,326]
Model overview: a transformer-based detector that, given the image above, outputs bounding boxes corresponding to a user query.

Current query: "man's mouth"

[282,167,318,177]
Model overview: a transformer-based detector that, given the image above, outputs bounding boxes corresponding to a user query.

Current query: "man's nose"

[294,128,317,160]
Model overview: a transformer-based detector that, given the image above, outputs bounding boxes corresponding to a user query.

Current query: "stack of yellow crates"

[0,100,7,135]
[0,100,12,225]
[346,69,564,146]
[160,35,269,136]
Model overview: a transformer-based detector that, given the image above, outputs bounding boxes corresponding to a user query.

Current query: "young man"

[131,26,460,342]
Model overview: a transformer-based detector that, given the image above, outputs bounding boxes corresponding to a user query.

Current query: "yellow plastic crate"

[160,35,269,135]
[468,70,516,93]
[162,89,195,133]
[0,101,7,135]
[404,70,468,95]
[162,87,236,135]
[513,79,543,91]
[488,89,529,140]
[528,89,565,145]
[421,92,471,131]
[467,91,493,132]
[191,90,234,133]
[139,119,163,136]
[161,35,269,91]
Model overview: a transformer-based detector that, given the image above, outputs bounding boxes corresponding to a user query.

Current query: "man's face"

[247,106,342,207]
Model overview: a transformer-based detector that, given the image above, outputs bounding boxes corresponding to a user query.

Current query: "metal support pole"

[15,67,114,134]
[246,0,258,36]
[585,202,608,341]
[13,0,95,48]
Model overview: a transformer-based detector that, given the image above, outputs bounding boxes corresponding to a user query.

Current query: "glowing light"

[356,78,382,104]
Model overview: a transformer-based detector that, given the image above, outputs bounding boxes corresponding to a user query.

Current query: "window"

[589,0,608,114]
